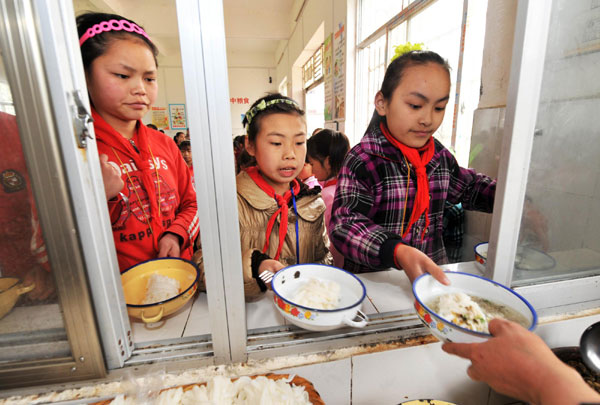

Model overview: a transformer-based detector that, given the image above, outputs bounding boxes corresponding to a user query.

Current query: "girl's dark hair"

[307,129,350,178]
[368,50,451,132]
[76,12,159,72]
[233,135,245,149]
[243,93,305,142]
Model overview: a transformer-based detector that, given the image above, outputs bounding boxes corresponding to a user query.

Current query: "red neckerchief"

[323,178,337,188]
[380,122,434,240]
[246,166,300,260]
[92,109,163,240]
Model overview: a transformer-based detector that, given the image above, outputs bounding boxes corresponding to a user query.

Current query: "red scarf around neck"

[380,122,434,240]
[323,178,337,188]
[92,109,163,241]
[246,166,300,260]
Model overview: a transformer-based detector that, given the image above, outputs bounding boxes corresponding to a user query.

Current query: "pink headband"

[79,19,152,46]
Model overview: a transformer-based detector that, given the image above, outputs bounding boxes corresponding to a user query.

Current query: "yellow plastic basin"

[0,277,34,320]
[121,258,199,323]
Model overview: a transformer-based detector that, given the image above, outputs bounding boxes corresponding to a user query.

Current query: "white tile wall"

[462,106,504,261]
[351,342,491,405]
[469,107,503,177]
[528,186,591,251]
[277,358,352,405]
[529,99,599,198]
[537,314,600,349]
[584,176,600,252]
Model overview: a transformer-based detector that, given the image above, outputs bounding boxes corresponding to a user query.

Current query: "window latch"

[72,89,94,148]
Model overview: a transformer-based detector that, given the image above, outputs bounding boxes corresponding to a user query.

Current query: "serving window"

[0,0,598,391]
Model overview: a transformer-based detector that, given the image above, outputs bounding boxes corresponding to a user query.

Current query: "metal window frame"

[485,0,600,310]
[0,0,105,388]
[486,0,552,286]
[32,0,135,371]
[176,0,247,363]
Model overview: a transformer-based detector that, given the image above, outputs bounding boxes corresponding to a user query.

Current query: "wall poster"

[323,33,334,122]
[151,106,169,129]
[333,23,346,120]
[169,104,187,129]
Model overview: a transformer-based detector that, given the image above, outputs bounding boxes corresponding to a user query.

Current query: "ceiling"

[72,0,295,62]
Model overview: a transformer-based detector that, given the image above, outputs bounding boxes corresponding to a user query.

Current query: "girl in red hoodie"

[77,13,199,271]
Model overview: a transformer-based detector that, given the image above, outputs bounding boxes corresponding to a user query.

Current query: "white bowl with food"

[474,242,556,272]
[412,271,537,343]
[271,264,368,331]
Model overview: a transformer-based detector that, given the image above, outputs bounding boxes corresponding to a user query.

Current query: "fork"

[258,271,274,287]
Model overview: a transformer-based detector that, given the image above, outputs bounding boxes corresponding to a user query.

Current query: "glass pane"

[359,0,405,42]
[388,22,407,61]
[72,1,212,345]
[407,0,463,151]
[356,34,387,146]
[306,82,325,135]
[0,51,70,363]
[512,0,600,286]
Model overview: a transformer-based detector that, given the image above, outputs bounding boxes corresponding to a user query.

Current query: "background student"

[306,129,350,268]
[237,93,332,300]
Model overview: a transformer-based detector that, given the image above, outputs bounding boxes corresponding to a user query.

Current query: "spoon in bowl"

[580,321,600,374]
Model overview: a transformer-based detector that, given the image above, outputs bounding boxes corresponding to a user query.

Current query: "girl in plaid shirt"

[330,51,496,284]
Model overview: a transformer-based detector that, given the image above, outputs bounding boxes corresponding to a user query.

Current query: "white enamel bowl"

[412,271,537,343]
[271,264,368,331]
[474,242,488,271]
[474,242,556,272]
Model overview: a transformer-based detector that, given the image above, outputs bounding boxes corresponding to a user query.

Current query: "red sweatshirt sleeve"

[163,140,199,250]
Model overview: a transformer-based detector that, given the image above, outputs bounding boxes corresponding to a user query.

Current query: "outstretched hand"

[442,319,600,405]
[394,243,450,285]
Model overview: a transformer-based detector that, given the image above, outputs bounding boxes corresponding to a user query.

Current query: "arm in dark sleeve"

[447,155,496,212]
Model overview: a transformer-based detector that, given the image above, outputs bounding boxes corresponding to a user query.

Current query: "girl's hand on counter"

[100,154,124,200]
[23,266,56,302]
[394,243,450,285]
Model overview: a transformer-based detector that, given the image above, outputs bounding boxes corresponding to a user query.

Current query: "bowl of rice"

[412,271,537,343]
[121,258,200,323]
[271,264,368,331]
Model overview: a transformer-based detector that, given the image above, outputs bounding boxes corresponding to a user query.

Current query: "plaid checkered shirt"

[330,124,496,273]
